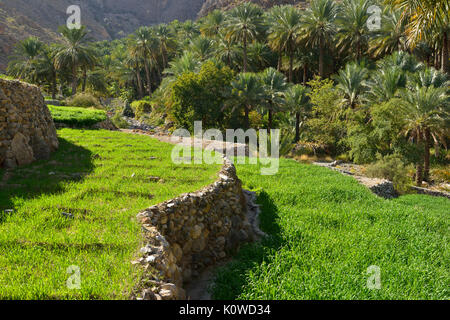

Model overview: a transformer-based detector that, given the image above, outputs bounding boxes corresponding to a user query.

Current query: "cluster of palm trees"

[8,26,96,99]
[333,51,449,185]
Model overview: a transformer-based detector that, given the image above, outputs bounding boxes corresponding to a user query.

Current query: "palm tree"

[369,7,408,58]
[285,84,311,142]
[200,10,226,37]
[337,0,371,60]
[156,24,175,69]
[229,72,266,129]
[133,27,158,97]
[378,51,423,73]
[385,0,450,73]
[300,0,339,78]
[247,42,273,72]
[409,67,450,90]
[365,67,407,103]
[398,86,449,185]
[54,26,95,95]
[260,68,288,132]
[225,2,265,73]
[214,31,241,70]
[334,62,368,108]
[189,37,215,61]
[163,51,201,78]
[35,46,58,99]
[7,37,44,81]
[267,5,302,82]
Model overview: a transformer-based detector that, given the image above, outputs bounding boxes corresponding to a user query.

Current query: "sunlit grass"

[48,106,107,126]
[0,129,221,299]
[212,158,449,300]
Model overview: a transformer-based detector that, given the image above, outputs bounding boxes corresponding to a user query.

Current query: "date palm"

[285,84,311,142]
[300,0,339,78]
[133,27,159,97]
[35,46,58,99]
[200,10,226,37]
[54,26,96,95]
[229,72,266,129]
[384,0,450,73]
[337,0,371,60]
[365,67,407,103]
[267,5,302,82]
[334,62,368,108]
[399,86,449,185]
[369,7,408,58]
[7,36,43,81]
[214,31,241,70]
[260,68,288,132]
[156,24,175,69]
[225,2,265,73]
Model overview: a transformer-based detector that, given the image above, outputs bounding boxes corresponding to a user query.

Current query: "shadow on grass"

[0,137,94,220]
[210,191,283,300]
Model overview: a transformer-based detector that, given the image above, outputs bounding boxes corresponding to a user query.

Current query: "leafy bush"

[366,154,413,193]
[111,112,130,129]
[49,105,107,126]
[131,100,152,119]
[65,93,100,108]
[171,61,234,132]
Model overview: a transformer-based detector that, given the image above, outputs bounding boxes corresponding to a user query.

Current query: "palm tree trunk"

[277,54,282,72]
[268,109,273,133]
[136,67,143,99]
[289,51,294,82]
[71,64,78,96]
[295,112,300,142]
[244,105,250,129]
[243,34,248,73]
[82,68,87,92]
[303,65,307,85]
[143,58,152,97]
[416,131,424,186]
[442,31,449,74]
[319,38,325,78]
[51,71,57,100]
[424,128,431,182]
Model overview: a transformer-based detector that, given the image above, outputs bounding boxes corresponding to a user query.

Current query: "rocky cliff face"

[0,79,59,168]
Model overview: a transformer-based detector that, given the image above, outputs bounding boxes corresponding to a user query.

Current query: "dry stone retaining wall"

[0,79,59,168]
[134,156,255,300]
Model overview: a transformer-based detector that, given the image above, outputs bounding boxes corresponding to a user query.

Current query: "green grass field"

[0,129,220,299]
[48,106,107,126]
[211,158,449,300]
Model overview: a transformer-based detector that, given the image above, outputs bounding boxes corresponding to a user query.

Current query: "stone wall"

[0,79,59,168]
[134,156,255,300]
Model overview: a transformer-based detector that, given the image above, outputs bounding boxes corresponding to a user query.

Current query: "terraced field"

[0,129,220,299]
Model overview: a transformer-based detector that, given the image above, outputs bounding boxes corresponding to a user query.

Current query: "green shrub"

[65,93,100,108]
[111,112,130,129]
[131,100,152,119]
[366,154,413,193]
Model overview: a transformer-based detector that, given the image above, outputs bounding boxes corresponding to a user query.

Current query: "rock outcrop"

[0,79,59,168]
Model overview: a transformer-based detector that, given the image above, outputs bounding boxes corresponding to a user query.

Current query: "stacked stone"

[0,79,59,168]
[134,157,254,300]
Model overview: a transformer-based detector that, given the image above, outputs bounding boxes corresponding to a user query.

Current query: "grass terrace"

[211,158,450,300]
[48,106,107,127]
[0,129,221,299]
